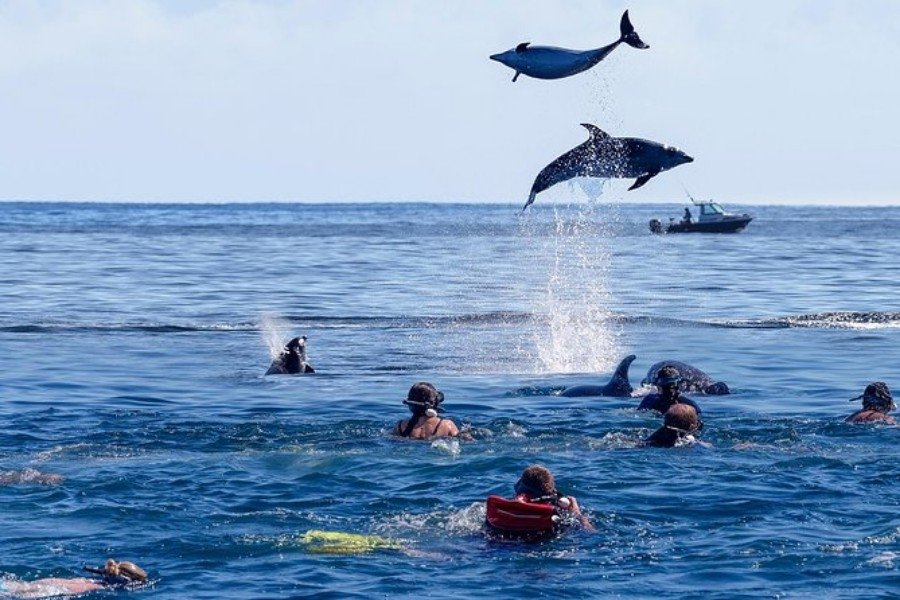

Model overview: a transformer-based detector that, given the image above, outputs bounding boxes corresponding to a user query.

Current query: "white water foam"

[259,313,292,360]
[527,197,623,373]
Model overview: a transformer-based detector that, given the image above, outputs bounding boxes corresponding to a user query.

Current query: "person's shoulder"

[847,410,894,424]
[637,393,661,409]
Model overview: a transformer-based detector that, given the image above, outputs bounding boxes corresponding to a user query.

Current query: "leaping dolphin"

[490,11,648,82]
[522,123,693,211]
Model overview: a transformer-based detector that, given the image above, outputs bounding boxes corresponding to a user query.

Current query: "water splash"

[532,199,622,373]
[259,313,291,360]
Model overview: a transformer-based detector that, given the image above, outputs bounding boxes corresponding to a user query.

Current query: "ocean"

[0,201,897,599]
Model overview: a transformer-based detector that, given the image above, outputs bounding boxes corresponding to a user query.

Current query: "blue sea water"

[0,201,897,599]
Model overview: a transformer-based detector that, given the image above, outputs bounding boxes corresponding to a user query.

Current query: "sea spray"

[259,313,292,360]
[528,194,623,373]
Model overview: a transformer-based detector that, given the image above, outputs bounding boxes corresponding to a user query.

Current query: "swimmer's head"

[664,403,700,434]
[403,382,444,418]
[87,559,147,585]
[655,366,681,394]
[515,464,556,497]
[851,382,895,413]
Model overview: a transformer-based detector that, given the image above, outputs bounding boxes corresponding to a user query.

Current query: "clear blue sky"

[1,0,898,204]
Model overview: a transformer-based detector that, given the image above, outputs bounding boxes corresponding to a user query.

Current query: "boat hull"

[649,216,752,234]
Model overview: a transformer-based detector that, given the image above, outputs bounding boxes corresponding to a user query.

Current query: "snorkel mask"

[403,383,445,418]
[655,367,682,394]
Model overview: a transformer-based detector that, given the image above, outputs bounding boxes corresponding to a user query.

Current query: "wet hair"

[85,559,148,586]
[403,382,444,416]
[516,464,556,496]
[664,404,700,433]
[655,366,681,387]
[854,381,895,413]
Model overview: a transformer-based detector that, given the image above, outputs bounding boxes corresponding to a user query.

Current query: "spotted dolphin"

[522,123,693,211]
[559,354,636,397]
[490,11,648,82]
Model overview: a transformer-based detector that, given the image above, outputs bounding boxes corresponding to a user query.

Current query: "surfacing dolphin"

[642,360,730,395]
[522,123,693,211]
[559,354,636,397]
[490,11,648,82]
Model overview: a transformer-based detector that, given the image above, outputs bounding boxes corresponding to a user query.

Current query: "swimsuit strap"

[430,418,444,437]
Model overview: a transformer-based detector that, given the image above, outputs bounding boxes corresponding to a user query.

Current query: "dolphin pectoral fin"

[580,123,610,142]
[512,71,520,82]
[515,42,530,53]
[628,171,659,190]
[620,10,649,49]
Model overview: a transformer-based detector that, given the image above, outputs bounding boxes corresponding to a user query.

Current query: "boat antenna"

[679,182,700,206]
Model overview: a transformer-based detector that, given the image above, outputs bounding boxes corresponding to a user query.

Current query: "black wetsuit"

[637,393,701,414]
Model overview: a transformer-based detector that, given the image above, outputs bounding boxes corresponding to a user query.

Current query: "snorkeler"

[637,366,702,415]
[845,382,896,424]
[0,559,148,597]
[643,403,703,448]
[266,335,315,375]
[485,464,594,535]
[394,382,467,440]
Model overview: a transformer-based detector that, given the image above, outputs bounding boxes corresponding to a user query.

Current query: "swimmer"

[637,366,702,415]
[644,403,703,448]
[510,465,594,530]
[1,559,147,597]
[393,382,470,440]
[266,335,315,375]
[846,382,896,424]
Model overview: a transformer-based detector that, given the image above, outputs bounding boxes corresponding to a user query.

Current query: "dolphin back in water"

[522,124,693,211]
[489,10,648,82]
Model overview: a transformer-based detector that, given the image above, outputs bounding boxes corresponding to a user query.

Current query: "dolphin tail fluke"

[619,10,649,49]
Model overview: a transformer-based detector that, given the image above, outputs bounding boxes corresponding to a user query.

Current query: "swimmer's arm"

[446,421,475,441]
[565,496,596,532]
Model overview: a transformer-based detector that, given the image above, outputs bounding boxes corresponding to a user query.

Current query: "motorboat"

[649,201,752,234]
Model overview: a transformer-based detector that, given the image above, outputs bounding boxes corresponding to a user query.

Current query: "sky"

[1,0,898,205]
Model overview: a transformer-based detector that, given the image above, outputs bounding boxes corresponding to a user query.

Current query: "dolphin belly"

[512,48,598,80]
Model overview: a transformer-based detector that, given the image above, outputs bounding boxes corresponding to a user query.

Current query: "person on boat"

[644,403,703,447]
[683,207,693,223]
[266,335,315,375]
[394,382,468,439]
[509,465,594,530]
[637,366,702,415]
[845,381,896,424]
[0,559,148,597]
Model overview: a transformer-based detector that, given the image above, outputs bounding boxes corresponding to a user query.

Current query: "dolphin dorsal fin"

[580,123,610,141]
[515,42,530,53]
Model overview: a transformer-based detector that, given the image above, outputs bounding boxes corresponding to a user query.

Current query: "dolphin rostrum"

[559,354,636,397]
[489,10,648,82]
[522,124,693,211]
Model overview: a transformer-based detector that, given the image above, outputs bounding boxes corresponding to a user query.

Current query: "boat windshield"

[699,202,726,216]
